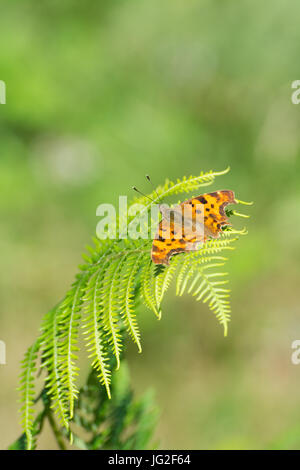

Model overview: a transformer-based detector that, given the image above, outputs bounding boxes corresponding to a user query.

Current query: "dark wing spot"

[199,196,208,204]
[209,191,221,201]
[211,204,214,208]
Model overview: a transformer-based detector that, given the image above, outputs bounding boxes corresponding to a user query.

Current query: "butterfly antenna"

[145,175,161,202]
[132,186,154,203]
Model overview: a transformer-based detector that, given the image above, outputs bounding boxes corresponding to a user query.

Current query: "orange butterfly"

[151,190,237,265]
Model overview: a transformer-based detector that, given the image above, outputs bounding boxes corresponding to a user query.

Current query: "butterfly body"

[151,190,237,265]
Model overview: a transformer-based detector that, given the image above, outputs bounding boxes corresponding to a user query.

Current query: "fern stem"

[46,408,67,450]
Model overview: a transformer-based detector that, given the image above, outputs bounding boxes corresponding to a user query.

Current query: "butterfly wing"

[151,218,205,265]
[151,190,236,265]
[183,190,237,238]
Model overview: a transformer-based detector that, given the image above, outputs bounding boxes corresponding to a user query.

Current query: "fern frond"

[101,256,126,370]
[83,261,112,398]
[176,255,228,297]
[119,252,144,352]
[59,273,88,418]
[187,263,232,336]
[132,168,230,211]
[140,258,161,319]
[154,256,181,306]
[18,338,41,450]
[17,169,249,442]
[40,307,70,429]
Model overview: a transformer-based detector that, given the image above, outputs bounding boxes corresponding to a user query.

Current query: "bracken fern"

[17,167,249,449]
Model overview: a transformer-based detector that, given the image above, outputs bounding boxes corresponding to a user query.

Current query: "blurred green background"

[1,0,300,449]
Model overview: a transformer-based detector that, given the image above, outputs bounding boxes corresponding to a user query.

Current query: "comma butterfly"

[132,178,237,266]
[151,190,237,265]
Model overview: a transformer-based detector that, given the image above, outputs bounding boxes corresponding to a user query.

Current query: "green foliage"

[71,363,158,450]
[12,362,158,450]
[18,338,41,450]
[16,169,248,449]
